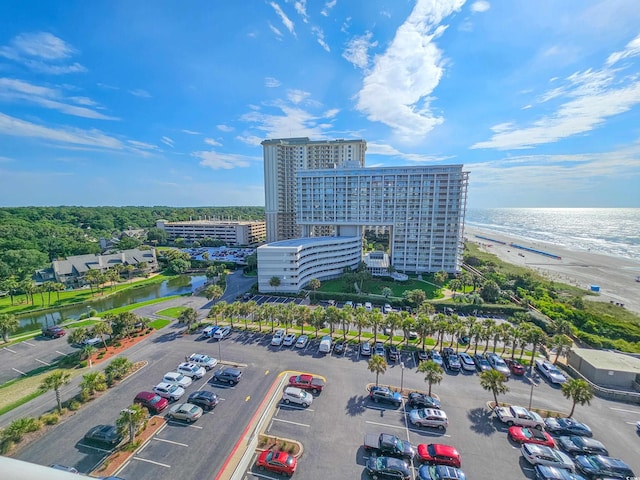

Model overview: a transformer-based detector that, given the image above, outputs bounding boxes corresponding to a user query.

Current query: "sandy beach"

[464,226,640,316]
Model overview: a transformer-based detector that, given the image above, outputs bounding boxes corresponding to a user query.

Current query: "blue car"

[534,465,587,480]
[418,464,466,480]
[544,418,592,437]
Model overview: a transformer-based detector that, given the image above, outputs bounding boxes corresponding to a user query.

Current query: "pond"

[17,274,208,330]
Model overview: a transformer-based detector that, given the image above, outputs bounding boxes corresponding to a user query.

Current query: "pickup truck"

[288,374,325,394]
[495,405,545,429]
[363,433,415,460]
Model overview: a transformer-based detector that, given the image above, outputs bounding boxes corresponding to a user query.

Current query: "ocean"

[464,208,640,262]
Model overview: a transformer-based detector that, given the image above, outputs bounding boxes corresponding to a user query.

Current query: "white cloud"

[161,136,175,147]
[268,22,283,38]
[236,134,264,146]
[343,32,377,69]
[128,140,159,150]
[367,142,452,163]
[287,89,311,104]
[265,77,282,88]
[0,156,15,163]
[204,138,222,146]
[240,100,334,139]
[321,0,337,17]
[0,32,86,75]
[473,35,640,150]
[294,0,308,23]
[606,33,640,66]
[129,89,151,98]
[312,26,330,52]
[324,108,339,118]
[270,2,296,37]
[470,1,490,13]
[355,0,465,141]
[181,129,201,135]
[217,124,234,132]
[193,150,253,169]
[0,78,118,120]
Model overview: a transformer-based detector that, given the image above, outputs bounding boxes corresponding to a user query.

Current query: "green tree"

[550,334,573,364]
[308,278,321,291]
[417,360,443,396]
[0,313,19,343]
[117,404,147,444]
[39,371,72,412]
[269,276,281,291]
[479,369,509,408]
[204,284,224,302]
[367,354,388,387]
[80,371,107,396]
[68,327,89,346]
[92,321,112,350]
[105,357,133,383]
[561,379,594,417]
[178,307,199,329]
[433,270,448,285]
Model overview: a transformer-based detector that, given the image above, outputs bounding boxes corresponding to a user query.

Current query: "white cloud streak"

[192,150,255,169]
[265,77,282,88]
[0,32,86,75]
[161,136,175,147]
[129,89,152,98]
[342,32,377,69]
[270,2,296,37]
[321,0,337,17]
[217,124,234,132]
[204,138,222,146]
[470,1,490,13]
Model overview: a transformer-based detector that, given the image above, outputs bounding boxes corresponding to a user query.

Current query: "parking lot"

[13,326,640,480]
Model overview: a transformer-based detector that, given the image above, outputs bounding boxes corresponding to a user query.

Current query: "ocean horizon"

[464,208,640,262]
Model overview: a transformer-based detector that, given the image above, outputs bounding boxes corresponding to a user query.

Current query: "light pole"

[121,408,135,444]
[218,337,222,362]
[400,362,405,397]
[528,376,537,410]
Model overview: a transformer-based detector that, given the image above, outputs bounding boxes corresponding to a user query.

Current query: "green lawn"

[155,306,188,318]
[96,295,183,317]
[148,318,171,329]
[319,276,442,299]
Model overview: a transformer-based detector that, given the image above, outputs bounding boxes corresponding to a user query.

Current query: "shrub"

[40,413,60,425]
[114,342,122,348]
[78,389,91,402]
[1,417,41,442]
[68,400,81,411]
[0,438,13,454]
[79,360,88,368]
[89,309,98,317]
[97,353,105,359]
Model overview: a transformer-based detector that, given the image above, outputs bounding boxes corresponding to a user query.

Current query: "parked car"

[365,302,373,312]
[443,352,461,371]
[288,374,325,394]
[82,337,102,347]
[486,353,511,377]
[295,335,309,348]
[369,385,402,407]
[200,325,219,339]
[521,443,575,471]
[509,426,556,447]
[505,358,526,376]
[457,352,476,372]
[417,464,466,480]
[416,444,461,468]
[271,329,285,346]
[50,464,79,473]
[366,455,410,480]
[318,335,332,353]
[417,350,429,362]
[429,350,444,367]
[134,391,169,414]
[282,333,297,346]
[374,341,386,357]
[363,432,416,460]
[383,303,393,314]
[187,390,219,410]
[556,436,608,457]
[212,367,242,385]
[42,326,66,338]
[188,353,218,370]
[408,392,441,410]
[387,345,399,362]
[153,383,185,401]
[282,386,313,407]
[162,371,192,389]
[544,418,593,437]
[333,341,345,355]
[212,325,231,340]
[534,465,588,480]
[574,455,635,479]
[536,359,568,384]
[495,405,545,429]
[408,408,448,430]
[361,341,372,356]
[168,403,203,423]
[176,362,206,380]
[84,425,122,446]
[256,450,297,477]
[473,353,492,372]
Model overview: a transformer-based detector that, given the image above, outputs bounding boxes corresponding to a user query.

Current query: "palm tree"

[479,369,509,409]
[550,334,573,364]
[417,360,443,396]
[39,371,71,412]
[339,308,352,341]
[92,321,112,350]
[324,305,341,336]
[400,313,416,346]
[269,276,281,292]
[386,311,402,346]
[561,379,594,417]
[81,344,96,361]
[117,404,147,444]
[308,278,321,291]
[178,307,199,329]
[354,307,368,342]
[1,276,19,305]
[469,323,483,354]
[415,314,434,351]
[550,318,573,336]
[368,355,388,387]
[80,371,107,396]
[369,310,384,344]
[0,313,19,343]
[296,305,310,336]
[526,325,547,374]
[481,318,496,353]
[204,284,224,302]
[105,357,133,382]
[68,326,89,346]
[310,307,326,338]
[52,282,65,302]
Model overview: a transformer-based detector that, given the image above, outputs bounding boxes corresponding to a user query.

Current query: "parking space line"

[271,418,310,428]
[35,358,52,366]
[23,341,36,346]
[407,427,451,437]
[611,407,640,414]
[625,421,637,425]
[3,347,16,353]
[12,367,26,375]
[167,421,203,429]
[77,443,114,453]
[153,437,189,447]
[366,420,405,430]
[365,406,405,415]
[132,457,171,468]
[55,350,69,356]
[278,403,315,412]
[247,472,275,479]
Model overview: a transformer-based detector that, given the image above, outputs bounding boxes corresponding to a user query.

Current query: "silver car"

[168,403,203,423]
[521,443,575,471]
[407,408,448,430]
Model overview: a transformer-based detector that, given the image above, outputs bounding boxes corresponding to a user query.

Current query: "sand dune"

[464,226,640,315]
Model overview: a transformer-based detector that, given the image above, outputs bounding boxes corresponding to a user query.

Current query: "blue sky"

[1,0,639,208]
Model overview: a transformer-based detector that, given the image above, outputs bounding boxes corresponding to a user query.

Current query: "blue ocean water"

[465,208,640,262]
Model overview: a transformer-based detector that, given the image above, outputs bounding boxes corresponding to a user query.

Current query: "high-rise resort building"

[262,137,367,242]
[257,161,469,293]
[155,219,266,246]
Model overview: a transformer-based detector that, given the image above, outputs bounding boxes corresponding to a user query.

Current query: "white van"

[319,335,332,354]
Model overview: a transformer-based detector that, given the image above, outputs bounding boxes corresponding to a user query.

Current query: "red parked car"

[508,426,555,448]
[134,391,169,414]
[255,450,297,476]
[416,444,461,468]
[505,358,526,376]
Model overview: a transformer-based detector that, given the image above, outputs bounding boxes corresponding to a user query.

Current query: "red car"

[505,358,526,376]
[416,444,461,468]
[508,426,555,447]
[256,450,297,476]
[134,391,169,414]
[288,374,325,394]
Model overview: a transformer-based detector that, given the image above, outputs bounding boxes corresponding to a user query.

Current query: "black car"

[417,350,429,362]
[366,455,411,480]
[534,465,587,480]
[42,326,66,338]
[407,392,441,409]
[556,436,608,456]
[442,350,461,371]
[544,417,593,437]
[574,455,635,479]
[84,425,122,446]
[188,390,219,410]
[333,341,345,355]
[387,345,399,362]
[212,367,242,385]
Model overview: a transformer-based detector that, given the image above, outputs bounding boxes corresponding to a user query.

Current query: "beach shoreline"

[464,226,640,315]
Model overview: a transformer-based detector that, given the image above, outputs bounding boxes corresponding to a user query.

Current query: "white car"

[535,359,567,384]
[383,303,393,314]
[407,408,449,430]
[271,329,285,346]
[82,337,102,347]
[213,326,231,340]
[188,353,218,370]
[162,372,193,389]
[282,387,313,407]
[521,443,575,471]
[176,362,206,379]
[283,333,297,346]
[153,382,185,401]
[458,352,476,372]
[364,302,373,312]
[295,335,309,348]
[487,353,511,377]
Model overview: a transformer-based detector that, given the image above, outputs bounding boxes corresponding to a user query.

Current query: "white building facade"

[156,219,266,246]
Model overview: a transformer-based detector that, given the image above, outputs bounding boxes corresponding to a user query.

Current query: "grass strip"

[155,306,188,318]
[148,319,171,329]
